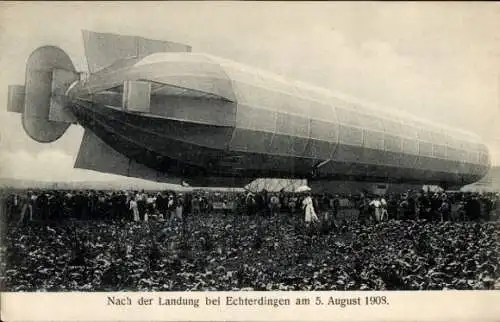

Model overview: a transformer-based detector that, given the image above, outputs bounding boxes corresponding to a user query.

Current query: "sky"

[0,2,499,183]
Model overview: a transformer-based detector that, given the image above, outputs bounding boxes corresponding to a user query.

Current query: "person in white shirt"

[380,196,388,221]
[302,192,319,227]
[130,197,139,222]
[167,194,175,222]
[175,195,184,221]
[369,196,388,222]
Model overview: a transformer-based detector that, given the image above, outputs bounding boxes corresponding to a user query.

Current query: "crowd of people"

[1,187,498,291]
[2,188,499,228]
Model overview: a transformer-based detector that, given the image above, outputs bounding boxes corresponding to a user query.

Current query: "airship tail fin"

[82,30,192,74]
[7,46,78,143]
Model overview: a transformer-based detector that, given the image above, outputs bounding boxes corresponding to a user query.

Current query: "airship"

[7,31,491,190]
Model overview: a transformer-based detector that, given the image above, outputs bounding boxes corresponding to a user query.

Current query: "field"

[1,210,498,291]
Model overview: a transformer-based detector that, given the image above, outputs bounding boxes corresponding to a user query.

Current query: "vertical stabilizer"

[82,30,192,73]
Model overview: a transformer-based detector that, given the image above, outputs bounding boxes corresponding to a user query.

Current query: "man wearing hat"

[439,193,451,221]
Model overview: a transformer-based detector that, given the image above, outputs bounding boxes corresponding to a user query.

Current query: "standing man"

[136,190,147,221]
[465,194,482,221]
[167,193,176,222]
[19,191,34,223]
[0,190,8,227]
[417,190,432,221]
[145,193,156,221]
[494,193,500,221]
[439,194,451,221]
[245,192,255,216]
[358,193,371,225]
[191,195,201,216]
[269,194,280,217]
[402,191,417,220]
[289,195,297,215]
[155,191,166,220]
[175,193,184,221]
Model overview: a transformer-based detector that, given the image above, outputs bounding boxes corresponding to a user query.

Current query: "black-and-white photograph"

[0,2,499,293]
